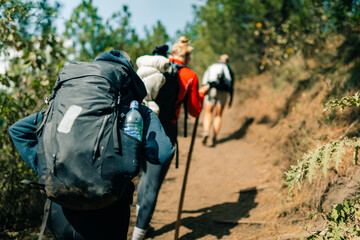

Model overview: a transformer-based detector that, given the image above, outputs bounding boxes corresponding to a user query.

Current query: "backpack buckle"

[20,179,45,190]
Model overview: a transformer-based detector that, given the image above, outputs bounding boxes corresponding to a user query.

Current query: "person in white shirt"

[201,54,234,147]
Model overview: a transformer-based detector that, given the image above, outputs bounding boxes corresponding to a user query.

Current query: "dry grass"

[234,51,360,233]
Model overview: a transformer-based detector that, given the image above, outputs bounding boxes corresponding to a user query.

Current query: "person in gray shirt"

[201,54,234,147]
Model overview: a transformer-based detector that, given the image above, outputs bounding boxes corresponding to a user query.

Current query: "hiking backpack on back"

[155,62,184,123]
[214,63,232,93]
[136,55,169,115]
[33,56,144,211]
[137,59,186,168]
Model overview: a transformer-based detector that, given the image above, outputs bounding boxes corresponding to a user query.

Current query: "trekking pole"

[174,116,199,240]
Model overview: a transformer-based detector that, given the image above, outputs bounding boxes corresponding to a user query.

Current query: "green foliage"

[131,21,170,60]
[0,0,66,233]
[189,0,268,77]
[285,92,360,238]
[286,92,360,192]
[259,0,329,70]
[307,198,360,239]
[184,0,360,82]
[324,92,360,112]
[1,0,359,236]
[64,0,170,62]
[285,139,360,192]
[64,0,109,60]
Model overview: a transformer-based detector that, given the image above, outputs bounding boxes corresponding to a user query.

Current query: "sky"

[1,0,206,77]
[51,0,205,38]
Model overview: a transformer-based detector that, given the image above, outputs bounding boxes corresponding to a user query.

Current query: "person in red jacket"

[170,36,207,121]
[132,37,209,240]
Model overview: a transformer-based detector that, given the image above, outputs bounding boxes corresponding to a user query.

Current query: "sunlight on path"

[130,93,300,239]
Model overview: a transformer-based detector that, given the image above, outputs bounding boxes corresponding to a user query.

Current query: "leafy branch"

[285,139,360,192]
[286,92,360,192]
[324,92,360,112]
[307,198,360,239]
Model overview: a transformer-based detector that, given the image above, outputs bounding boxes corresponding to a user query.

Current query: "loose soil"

[128,79,310,239]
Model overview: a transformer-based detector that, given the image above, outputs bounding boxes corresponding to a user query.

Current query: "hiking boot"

[202,136,208,145]
[211,137,217,147]
[145,225,155,238]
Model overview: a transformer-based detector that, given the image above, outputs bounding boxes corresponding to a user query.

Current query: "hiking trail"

[129,80,307,240]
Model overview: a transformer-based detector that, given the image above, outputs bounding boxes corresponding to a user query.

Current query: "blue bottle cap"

[130,100,138,109]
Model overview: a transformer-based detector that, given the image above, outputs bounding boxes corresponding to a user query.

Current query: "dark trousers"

[135,121,177,229]
[47,183,134,240]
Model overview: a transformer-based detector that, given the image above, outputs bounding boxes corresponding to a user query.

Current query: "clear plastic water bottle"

[122,100,143,141]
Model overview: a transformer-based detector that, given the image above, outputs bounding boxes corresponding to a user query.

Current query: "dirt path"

[129,93,305,240]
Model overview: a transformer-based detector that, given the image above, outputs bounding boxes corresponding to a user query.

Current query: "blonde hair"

[171,36,194,58]
[219,54,229,63]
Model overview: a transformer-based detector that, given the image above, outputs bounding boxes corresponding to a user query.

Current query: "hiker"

[132,37,210,240]
[201,54,234,147]
[8,49,175,240]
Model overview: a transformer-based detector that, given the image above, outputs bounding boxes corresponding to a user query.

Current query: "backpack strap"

[113,93,127,155]
[173,92,189,138]
[172,64,187,138]
[173,92,189,169]
[19,181,50,240]
[35,93,56,133]
[19,179,45,189]
[182,93,189,138]
[38,199,52,240]
[175,139,179,168]
[34,97,49,124]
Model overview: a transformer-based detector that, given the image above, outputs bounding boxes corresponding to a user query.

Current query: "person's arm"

[8,113,43,173]
[139,105,175,164]
[187,74,204,118]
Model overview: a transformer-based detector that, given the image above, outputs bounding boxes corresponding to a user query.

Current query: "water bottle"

[122,100,143,141]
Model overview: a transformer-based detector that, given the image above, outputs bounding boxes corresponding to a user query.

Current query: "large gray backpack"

[32,50,146,211]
